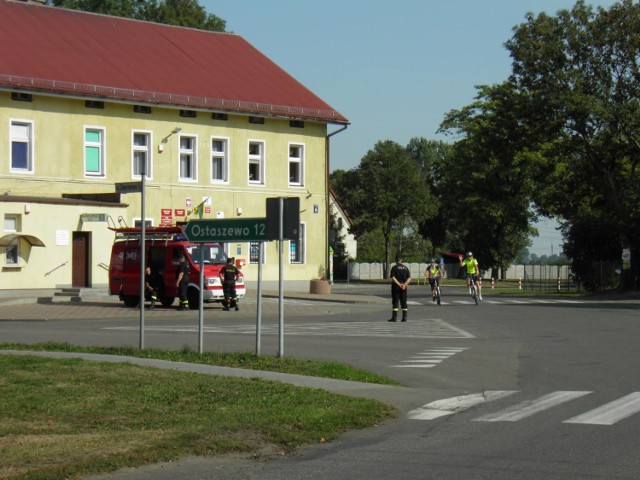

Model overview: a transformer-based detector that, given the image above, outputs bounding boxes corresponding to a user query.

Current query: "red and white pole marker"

[491,278,495,290]
[518,277,522,290]
[557,276,561,292]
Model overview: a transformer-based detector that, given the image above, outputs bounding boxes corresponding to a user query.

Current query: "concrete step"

[51,287,111,303]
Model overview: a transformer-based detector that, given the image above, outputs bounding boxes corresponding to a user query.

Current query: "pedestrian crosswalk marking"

[414,298,610,306]
[408,391,518,420]
[105,318,475,339]
[409,391,640,426]
[393,347,467,368]
[563,392,640,425]
[473,391,592,422]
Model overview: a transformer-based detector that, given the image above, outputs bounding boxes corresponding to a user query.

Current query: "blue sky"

[203,0,618,255]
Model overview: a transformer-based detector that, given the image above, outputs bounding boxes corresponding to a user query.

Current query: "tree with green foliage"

[502,0,640,290]
[439,81,538,277]
[405,138,452,257]
[49,0,226,31]
[331,141,437,277]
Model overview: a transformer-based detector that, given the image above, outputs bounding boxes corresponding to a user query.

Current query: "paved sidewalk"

[0,285,387,321]
[0,286,387,306]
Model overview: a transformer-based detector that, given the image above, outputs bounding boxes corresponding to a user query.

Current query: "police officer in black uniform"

[388,254,411,322]
[219,256,241,311]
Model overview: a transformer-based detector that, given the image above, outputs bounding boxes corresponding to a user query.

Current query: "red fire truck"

[108,226,245,308]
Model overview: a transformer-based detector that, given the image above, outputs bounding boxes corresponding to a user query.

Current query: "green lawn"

[0,344,399,480]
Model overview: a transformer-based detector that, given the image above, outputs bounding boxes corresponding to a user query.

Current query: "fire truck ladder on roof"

[109,226,184,246]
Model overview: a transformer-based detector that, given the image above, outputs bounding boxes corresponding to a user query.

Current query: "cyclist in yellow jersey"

[459,251,483,301]
[425,258,442,302]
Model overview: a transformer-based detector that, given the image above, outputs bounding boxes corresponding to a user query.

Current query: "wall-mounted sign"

[80,213,107,222]
[56,230,69,246]
[161,208,173,226]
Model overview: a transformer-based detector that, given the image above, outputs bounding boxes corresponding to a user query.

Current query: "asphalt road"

[2,284,640,479]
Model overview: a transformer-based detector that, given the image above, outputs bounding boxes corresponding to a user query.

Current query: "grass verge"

[0,352,398,480]
[0,342,399,386]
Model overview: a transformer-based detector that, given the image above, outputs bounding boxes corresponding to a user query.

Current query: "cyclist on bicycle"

[459,251,483,301]
[425,258,442,302]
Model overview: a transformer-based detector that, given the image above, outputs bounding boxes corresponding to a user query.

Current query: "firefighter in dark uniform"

[220,257,241,311]
[144,266,161,309]
[388,254,411,322]
[175,253,190,311]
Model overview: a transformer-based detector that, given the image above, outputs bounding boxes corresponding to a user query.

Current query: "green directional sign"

[184,218,268,243]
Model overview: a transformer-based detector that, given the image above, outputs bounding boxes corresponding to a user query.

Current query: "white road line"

[392,347,468,368]
[408,391,518,420]
[563,393,640,425]
[473,391,592,422]
[104,318,475,339]
[399,359,444,363]
[394,364,436,368]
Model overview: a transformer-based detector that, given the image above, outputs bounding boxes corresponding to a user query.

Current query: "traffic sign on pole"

[115,181,142,194]
[184,218,268,242]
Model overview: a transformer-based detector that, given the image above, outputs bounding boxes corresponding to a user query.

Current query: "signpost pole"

[255,242,263,356]
[278,197,284,358]
[198,247,204,354]
[139,170,146,350]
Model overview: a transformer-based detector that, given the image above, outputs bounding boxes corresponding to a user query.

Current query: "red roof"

[0,0,348,124]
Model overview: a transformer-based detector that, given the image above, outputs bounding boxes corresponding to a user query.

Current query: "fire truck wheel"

[160,296,175,308]
[123,296,139,308]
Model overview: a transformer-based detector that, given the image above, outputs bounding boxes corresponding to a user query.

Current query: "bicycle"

[433,277,442,305]
[468,275,479,306]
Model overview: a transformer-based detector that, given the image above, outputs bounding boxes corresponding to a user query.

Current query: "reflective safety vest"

[463,258,478,274]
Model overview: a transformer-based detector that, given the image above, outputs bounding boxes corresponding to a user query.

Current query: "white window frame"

[9,119,34,174]
[4,242,19,267]
[4,214,19,232]
[178,134,198,182]
[289,222,306,264]
[133,218,154,228]
[249,241,266,265]
[84,126,106,177]
[211,136,229,183]
[132,130,153,179]
[248,140,265,185]
[3,214,20,267]
[288,143,305,187]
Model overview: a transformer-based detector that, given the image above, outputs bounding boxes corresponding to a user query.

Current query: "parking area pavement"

[0,285,388,321]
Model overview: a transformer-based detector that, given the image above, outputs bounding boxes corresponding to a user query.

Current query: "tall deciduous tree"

[504,0,640,289]
[439,82,538,276]
[49,0,226,31]
[332,141,436,277]
[405,138,451,257]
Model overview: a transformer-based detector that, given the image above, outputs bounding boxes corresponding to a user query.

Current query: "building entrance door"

[72,232,91,288]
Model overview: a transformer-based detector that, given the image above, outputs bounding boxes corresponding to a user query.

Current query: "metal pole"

[198,246,204,353]
[255,242,263,356]
[139,170,146,350]
[278,197,284,358]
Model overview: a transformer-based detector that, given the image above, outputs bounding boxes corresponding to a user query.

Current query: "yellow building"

[0,0,348,292]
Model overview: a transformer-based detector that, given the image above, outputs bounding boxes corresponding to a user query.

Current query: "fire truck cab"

[108,226,245,308]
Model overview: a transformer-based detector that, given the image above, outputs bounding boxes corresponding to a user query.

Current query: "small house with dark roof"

[0,0,348,291]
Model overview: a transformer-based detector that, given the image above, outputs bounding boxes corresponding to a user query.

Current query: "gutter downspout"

[325,123,349,282]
